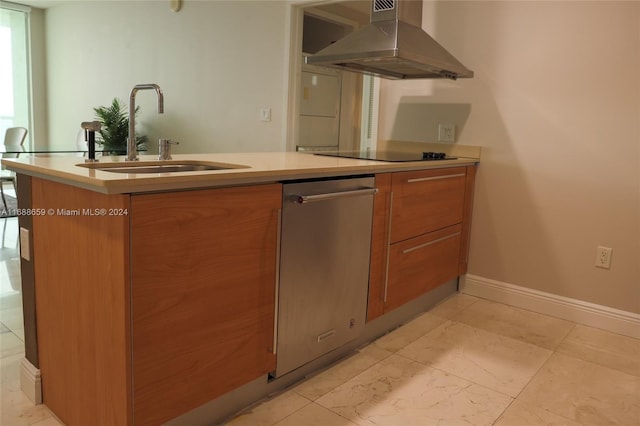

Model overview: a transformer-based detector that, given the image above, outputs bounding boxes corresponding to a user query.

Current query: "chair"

[1,127,28,211]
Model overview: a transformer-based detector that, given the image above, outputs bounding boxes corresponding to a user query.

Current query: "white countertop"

[2,151,480,194]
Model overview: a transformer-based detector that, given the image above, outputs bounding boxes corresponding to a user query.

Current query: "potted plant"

[93,98,148,155]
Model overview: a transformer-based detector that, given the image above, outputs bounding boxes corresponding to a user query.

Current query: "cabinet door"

[367,173,391,322]
[391,167,466,244]
[459,165,477,274]
[385,224,462,313]
[31,178,131,426]
[300,71,341,117]
[130,184,281,426]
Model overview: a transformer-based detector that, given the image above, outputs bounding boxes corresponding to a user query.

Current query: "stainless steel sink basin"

[98,164,228,174]
[77,160,248,174]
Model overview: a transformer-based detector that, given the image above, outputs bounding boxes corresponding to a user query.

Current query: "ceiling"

[13,0,371,15]
[8,0,67,8]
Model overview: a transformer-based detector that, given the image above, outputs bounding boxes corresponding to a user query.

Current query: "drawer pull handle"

[402,232,461,254]
[293,188,378,204]
[273,208,282,355]
[407,173,465,183]
[383,192,393,303]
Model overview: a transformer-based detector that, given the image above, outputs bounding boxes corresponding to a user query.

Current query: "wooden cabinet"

[367,174,392,321]
[31,178,131,426]
[130,184,281,425]
[390,167,466,243]
[385,224,462,312]
[27,164,474,424]
[29,179,281,426]
[367,166,477,320]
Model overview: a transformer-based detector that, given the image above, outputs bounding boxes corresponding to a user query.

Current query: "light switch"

[260,108,272,122]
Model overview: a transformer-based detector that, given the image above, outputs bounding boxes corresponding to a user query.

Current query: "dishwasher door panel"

[276,177,375,377]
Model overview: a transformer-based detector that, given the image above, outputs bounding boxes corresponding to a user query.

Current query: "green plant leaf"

[93,98,146,153]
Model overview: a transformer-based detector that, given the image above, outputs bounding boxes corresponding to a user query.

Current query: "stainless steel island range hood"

[305,0,474,80]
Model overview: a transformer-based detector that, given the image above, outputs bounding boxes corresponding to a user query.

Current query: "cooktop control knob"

[423,151,447,160]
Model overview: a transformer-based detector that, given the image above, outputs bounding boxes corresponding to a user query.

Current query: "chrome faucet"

[127,83,164,161]
[158,139,179,160]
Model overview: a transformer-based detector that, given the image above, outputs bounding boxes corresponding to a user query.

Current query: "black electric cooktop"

[314,151,457,162]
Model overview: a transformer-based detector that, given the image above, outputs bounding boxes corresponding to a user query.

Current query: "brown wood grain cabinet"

[390,167,467,243]
[385,224,462,312]
[367,165,477,320]
[130,184,281,425]
[30,178,282,426]
[32,178,132,426]
[27,163,475,424]
[459,165,477,274]
[367,173,392,321]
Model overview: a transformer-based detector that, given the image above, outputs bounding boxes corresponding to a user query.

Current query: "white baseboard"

[460,274,640,339]
[20,358,42,405]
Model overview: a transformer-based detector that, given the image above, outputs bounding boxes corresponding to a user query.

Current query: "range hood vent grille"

[306,0,474,80]
[374,0,395,12]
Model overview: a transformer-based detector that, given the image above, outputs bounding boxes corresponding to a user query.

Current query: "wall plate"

[20,227,30,261]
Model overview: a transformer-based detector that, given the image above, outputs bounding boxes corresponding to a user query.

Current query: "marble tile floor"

[227,295,640,426]
[1,203,639,425]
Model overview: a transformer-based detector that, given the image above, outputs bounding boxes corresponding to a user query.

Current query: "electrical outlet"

[595,246,612,269]
[438,124,456,142]
[20,227,30,261]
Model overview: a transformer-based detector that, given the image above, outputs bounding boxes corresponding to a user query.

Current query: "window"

[0,4,31,147]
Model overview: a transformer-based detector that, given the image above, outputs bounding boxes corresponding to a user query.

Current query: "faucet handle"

[81,121,101,163]
[158,138,179,160]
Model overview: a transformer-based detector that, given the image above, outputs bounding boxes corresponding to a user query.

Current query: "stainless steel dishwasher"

[275,176,376,377]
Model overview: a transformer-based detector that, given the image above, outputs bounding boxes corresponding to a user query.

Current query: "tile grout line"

[265,396,312,426]
[391,317,559,394]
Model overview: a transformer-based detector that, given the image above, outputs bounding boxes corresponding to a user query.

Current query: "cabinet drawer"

[385,224,462,312]
[391,167,466,243]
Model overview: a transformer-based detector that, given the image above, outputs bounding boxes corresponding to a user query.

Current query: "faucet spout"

[127,83,164,161]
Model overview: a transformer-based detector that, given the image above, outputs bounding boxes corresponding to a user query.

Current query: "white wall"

[379,1,640,313]
[44,0,287,153]
[39,0,640,313]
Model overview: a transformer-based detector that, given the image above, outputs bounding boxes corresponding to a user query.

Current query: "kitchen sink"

[94,164,230,174]
[77,160,249,174]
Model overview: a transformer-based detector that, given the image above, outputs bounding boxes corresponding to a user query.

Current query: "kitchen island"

[4,147,479,426]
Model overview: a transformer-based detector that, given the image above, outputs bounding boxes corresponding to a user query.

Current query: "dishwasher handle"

[292,187,378,204]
